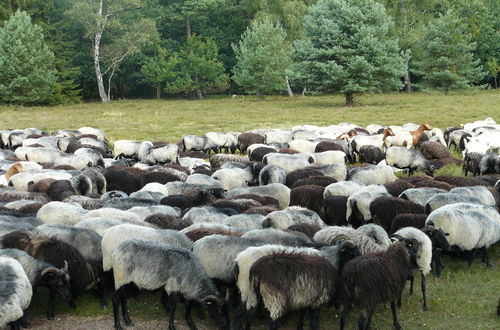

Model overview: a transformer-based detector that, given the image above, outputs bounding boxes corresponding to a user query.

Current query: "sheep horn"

[41,267,61,276]
[63,260,69,273]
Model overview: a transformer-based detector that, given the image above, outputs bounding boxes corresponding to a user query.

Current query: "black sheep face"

[338,241,361,268]
[404,238,421,260]
[422,226,450,251]
[203,296,228,329]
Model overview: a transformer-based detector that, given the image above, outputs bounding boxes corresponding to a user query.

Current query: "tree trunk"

[186,18,203,100]
[302,87,307,96]
[404,70,412,92]
[257,91,264,100]
[494,75,498,89]
[344,92,354,106]
[286,76,293,97]
[94,1,110,103]
[156,85,161,99]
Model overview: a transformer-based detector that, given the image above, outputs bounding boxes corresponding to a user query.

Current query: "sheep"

[211,167,256,191]
[285,168,324,188]
[314,140,345,153]
[420,226,450,277]
[434,174,488,187]
[209,154,249,169]
[398,188,446,206]
[0,249,74,320]
[181,223,243,241]
[313,227,387,254]
[384,180,415,197]
[370,196,426,232]
[180,135,217,154]
[110,239,227,330]
[449,186,497,208]
[245,241,360,329]
[345,185,390,228]
[356,223,392,247]
[138,141,179,165]
[74,217,128,236]
[248,146,277,162]
[101,223,193,272]
[312,150,347,165]
[205,132,238,153]
[414,179,454,191]
[289,185,325,216]
[0,231,97,298]
[425,203,500,266]
[237,133,265,153]
[0,256,32,329]
[262,206,325,230]
[347,164,397,185]
[265,130,293,145]
[389,214,428,234]
[420,141,451,160]
[463,152,483,176]
[323,181,364,198]
[241,228,319,247]
[338,239,419,330]
[292,175,336,188]
[221,214,264,231]
[288,139,317,153]
[226,183,290,209]
[104,168,141,195]
[263,153,313,174]
[386,146,433,176]
[479,152,500,175]
[310,163,348,182]
[392,228,432,310]
[9,169,73,191]
[359,145,385,164]
[383,122,433,149]
[322,196,348,226]
[36,201,87,225]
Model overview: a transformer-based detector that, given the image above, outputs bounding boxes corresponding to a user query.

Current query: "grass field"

[2,91,500,329]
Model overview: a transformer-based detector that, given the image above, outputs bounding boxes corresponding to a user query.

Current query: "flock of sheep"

[0,117,499,330]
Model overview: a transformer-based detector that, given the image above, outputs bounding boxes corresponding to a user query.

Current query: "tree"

[67,0,157,102]
[170,35,228,96]
[232,19,291,99]
[290,0,405,106]
[0,10,56,104]
[412,11,484,93]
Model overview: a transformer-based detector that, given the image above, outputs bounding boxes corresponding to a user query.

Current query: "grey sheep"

[386,146,433,176]
[110,239,227,330]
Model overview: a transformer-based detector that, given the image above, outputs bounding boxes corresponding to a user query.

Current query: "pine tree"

[232,19,291,99]
[290,0,405,106]
[412,10,485,93]
[0,10,56,104]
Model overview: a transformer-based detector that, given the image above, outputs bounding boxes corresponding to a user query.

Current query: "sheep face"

[338,241,361,268]
[202,295,228,329]
[41,266,75,309]
[422,226,450,251]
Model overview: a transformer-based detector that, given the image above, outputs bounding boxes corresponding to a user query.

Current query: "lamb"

[392,228,432,310]
[110,239,227,330]
[101,224,192,272]
[370,196,426,232]
[0,257,32,329]
[386,146,433,176]
[289,185,325,217]
[262,206,325,230]
[138,141,179,165]
[245,241,360,329]
[338,239,419,330]
[425,203,500,266]
[0,249,74,320]
[347,164,397,185]
[0,231,97,298]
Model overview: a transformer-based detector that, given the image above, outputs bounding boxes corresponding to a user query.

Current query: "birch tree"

[67,0,157,102]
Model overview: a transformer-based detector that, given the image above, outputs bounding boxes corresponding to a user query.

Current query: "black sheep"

[463,152,482,176]
[0,231,96,298]
[287,223,321,239]
[389,213,428,235]
[420,141,451,160]
[339,239,420,330]
[237,133,265,153]
[421,226,450,277]
[434,174,489,187]
[384,180,414,197]
[289,185,325,218]
[480,153,500,175]
[314,141,344,152]
[140,171,181,187]
[359,145,385,164]
[291,175,337,188]
[249,146,276,162]
[144,214,192,230]
[322,196,348,226]
[414,179,454,191]
[285,168,324,188]
[104,168,141,195]
[47,180,75,201]
[370,196,426,232]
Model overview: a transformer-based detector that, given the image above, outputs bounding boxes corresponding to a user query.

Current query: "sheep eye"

[408,243,412,247]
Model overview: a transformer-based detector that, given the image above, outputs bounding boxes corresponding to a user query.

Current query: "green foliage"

[412,11,485,93]
[291,0,405,105]
[0,10,56,105]
[232,19,291,98]
[170,35,228,96]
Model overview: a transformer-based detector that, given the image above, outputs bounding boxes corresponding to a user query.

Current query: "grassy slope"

[3,91,500,329]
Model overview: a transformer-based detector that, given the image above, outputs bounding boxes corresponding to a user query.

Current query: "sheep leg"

[357,309,368,330]
[296,309,306,330]
[19,315,30,328]
[9,320,20,330]
[232,303,246,330]
[193,301,205,319]
[432,250,442,277]
[409,272,414,295]
[47,288,56,320]
[168,294,179,330]
[121,296,133,326]
[309,308,320,330]
[184,300,197,330]
[339,305,350,330]
[390,301,402,329]
[244,307,257,330]
[269,318,281,330]
[96,280,106,308]
[481,247,491,267]
[466,250,474,267]
[111,291,123,330]
[421,273,428,311]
